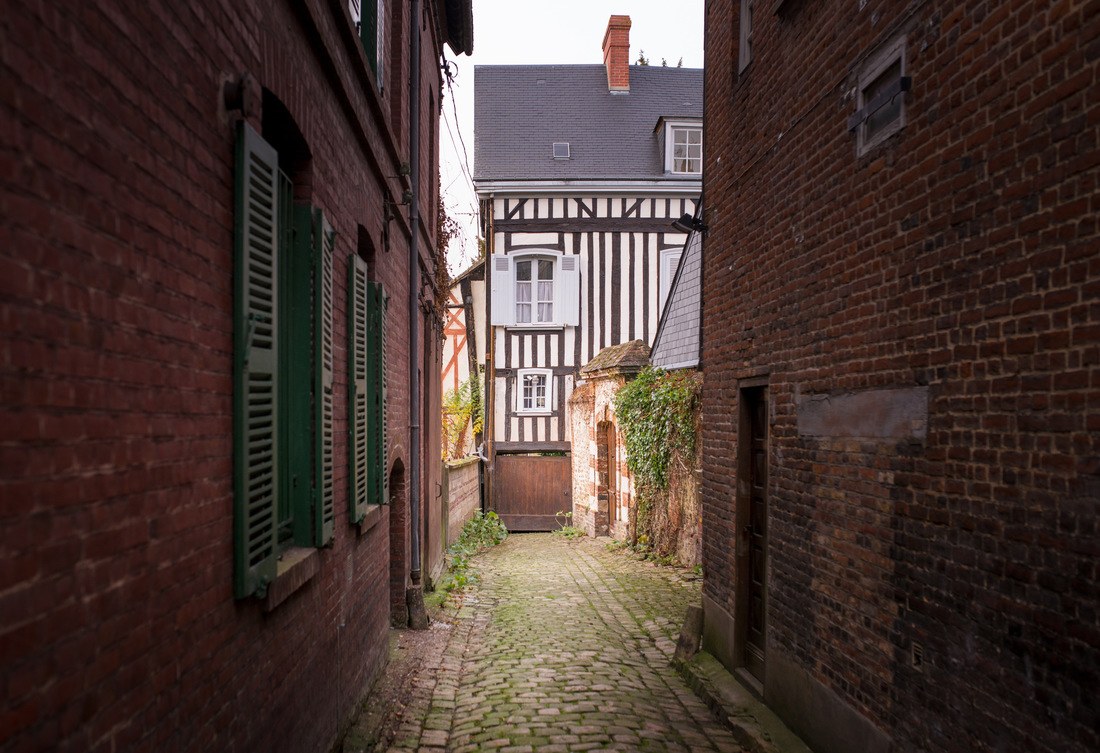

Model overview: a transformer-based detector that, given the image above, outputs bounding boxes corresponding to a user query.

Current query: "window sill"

[357,504,384,535]
[516,411,553,417]
[262,547,320,612]
[506,323,565,330]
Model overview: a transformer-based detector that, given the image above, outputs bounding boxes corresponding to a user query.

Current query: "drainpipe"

[407,0,425,617]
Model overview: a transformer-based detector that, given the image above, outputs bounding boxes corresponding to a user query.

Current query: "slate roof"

[580,340,651,377]
[473,65,703,182]
[650,226,702,371]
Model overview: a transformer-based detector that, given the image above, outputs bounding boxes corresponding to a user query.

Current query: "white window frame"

[516,369,553,414]
[664,120,703,175]
[512,252,558,327]
[856,36,907,156]
[659,248,683,312]
[490,249,579,329]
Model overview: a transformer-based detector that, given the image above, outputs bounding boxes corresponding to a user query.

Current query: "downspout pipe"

[408,0,422,587]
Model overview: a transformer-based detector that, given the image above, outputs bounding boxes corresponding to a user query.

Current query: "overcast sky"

[439,0,705,274]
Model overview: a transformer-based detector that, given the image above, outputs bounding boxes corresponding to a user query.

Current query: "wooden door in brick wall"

[745,388,768,681]
[492,454,572,532]
[596,421,616,536]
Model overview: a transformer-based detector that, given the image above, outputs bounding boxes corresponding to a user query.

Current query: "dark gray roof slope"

[474,65,702,182]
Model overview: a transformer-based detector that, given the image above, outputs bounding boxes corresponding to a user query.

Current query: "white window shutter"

[490,254,514,326]
[558,254,580,327]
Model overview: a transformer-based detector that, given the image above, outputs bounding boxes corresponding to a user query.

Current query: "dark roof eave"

[442,0,473,55]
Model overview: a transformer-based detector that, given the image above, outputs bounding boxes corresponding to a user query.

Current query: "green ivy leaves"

[614,367,699,493]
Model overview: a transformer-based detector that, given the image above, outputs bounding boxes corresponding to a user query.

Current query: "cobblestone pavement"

[381,533,745,753]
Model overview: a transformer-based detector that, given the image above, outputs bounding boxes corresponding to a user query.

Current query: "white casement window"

[490,250,580,328]
[515,257,555,324]
[663,120,703,175]
[672,128,702,174]
[517,369,553,413]
[659,248,683,312]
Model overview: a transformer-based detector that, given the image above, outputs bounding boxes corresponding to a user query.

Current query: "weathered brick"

[1,0,459,751]
[702,2,1098,752]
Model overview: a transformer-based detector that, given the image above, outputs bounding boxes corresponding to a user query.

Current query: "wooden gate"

[491,454,572,532]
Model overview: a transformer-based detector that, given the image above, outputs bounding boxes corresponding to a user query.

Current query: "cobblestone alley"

[346,534,745,753]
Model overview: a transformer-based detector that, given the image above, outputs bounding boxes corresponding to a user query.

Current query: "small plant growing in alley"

[440,511,508,594]
[553,510,584,540]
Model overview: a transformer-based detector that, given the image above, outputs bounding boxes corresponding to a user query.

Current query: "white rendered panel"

[619,246,630,345]
[494,376,507,441]
[511,232,559,246]
[634,234,645,343]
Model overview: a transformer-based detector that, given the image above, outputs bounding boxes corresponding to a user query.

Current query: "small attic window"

[552,142,570,159]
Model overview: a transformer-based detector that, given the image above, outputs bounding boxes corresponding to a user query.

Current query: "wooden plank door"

[492,454,572,531]
[745,388,768,682]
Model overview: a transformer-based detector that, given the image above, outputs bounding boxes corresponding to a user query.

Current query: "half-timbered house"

[473,15,702,531]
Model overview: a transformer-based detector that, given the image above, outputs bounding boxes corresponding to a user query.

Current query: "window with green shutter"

[233,117,335,600]
[348,256,388,522]
[368,281,388,505]
[357,0,386,83]
[314,211,336,545]
[233,122,280,600]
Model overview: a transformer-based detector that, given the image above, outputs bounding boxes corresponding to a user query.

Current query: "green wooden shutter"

[286,204,315,547]
[314,210,336,545]
[348,255,369,523]
[233,122,280,599]
[360,0,379,76]
[367,282,388,504]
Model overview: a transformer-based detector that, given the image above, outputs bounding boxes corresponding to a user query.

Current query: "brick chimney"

[602,15,631,93]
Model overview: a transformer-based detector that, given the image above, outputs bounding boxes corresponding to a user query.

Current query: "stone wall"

[446,458,482,545]
[568,376,634,539]
[569,372,702,567]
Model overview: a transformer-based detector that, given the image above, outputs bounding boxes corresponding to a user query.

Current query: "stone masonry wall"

[702,2,1098,752]
[446,458,481,546]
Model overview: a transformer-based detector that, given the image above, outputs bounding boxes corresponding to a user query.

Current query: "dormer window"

[553,142,570,159]
[660,120,703,175]
[671,127,702,174]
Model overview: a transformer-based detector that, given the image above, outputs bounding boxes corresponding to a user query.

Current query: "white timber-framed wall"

[481,186,698,454]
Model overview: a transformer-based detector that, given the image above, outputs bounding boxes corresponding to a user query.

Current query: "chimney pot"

[602,15,631,93]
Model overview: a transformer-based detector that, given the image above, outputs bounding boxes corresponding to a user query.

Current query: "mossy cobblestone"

[382,534,744,752]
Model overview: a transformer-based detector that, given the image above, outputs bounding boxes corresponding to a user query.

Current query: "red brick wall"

[702,1,1098,752]
[0,1,449,751]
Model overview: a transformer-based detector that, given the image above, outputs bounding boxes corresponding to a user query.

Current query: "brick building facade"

[701,2,1097,753]
[1,1,470,751]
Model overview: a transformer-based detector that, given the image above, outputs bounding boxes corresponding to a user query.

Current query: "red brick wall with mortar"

[0,1,449,751]
[702,1,1098,752]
